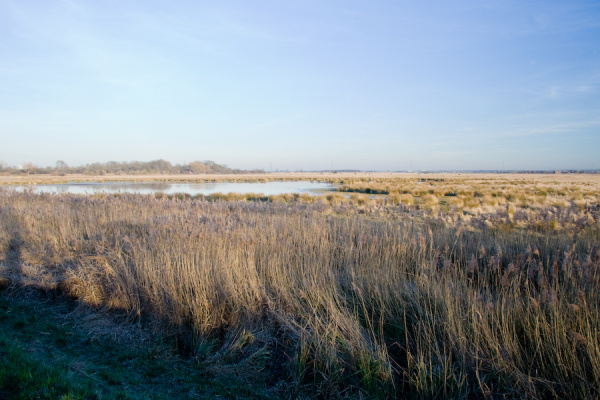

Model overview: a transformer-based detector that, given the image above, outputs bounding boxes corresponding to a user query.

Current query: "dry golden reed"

[0,187,599,398]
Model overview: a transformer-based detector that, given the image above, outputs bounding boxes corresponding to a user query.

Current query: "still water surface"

[8,181,337,196]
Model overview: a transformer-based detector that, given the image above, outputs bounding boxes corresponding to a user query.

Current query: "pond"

[6,181,338,197]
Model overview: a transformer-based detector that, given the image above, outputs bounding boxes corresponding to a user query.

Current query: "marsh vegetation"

[1,174,599,398]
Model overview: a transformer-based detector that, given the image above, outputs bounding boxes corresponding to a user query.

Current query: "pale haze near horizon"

[1,0,599,171]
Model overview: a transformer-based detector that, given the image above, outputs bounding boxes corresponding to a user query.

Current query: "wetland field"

[1,173,599,399]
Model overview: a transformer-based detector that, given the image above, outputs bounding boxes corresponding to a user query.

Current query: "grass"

[0,174,599,398]
[336,174,600,218]
[0,172,345,186]
[0,289,274,399]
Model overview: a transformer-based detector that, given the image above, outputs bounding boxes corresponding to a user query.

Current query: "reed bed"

[335,175,600,228]
[1,188,599,398]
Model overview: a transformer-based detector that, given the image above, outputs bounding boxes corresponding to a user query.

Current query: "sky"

[1,0,599,171]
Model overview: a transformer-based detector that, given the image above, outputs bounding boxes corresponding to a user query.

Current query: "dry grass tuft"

[1,182,599,398]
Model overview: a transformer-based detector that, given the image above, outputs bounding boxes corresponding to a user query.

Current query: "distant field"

[0,171,370,185]
[1,173,599,398]
[1,171,599,186]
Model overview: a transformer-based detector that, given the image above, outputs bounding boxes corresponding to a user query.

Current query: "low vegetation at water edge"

[0,184,599,398]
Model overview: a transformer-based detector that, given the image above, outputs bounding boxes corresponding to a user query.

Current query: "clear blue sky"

[1,0,599,171]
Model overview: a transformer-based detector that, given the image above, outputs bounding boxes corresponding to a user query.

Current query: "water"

[6,181,338,196]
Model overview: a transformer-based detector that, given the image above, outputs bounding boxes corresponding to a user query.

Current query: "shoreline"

[2,171,600,187]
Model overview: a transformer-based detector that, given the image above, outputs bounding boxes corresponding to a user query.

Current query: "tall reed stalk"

[1,189,598,398]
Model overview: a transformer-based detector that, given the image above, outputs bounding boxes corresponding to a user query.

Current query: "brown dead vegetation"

[1,177,599,398]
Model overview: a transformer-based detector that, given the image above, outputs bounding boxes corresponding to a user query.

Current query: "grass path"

[0,287,274,400]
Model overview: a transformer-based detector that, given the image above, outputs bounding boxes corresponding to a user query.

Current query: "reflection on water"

[7,181,337,196]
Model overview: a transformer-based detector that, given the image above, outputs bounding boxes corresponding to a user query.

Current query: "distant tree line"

[0,159,264,175]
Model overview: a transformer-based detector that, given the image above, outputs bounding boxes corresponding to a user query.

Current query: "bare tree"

[55,160,69,171]
[189,161,210,174]
[21,162,37,175]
